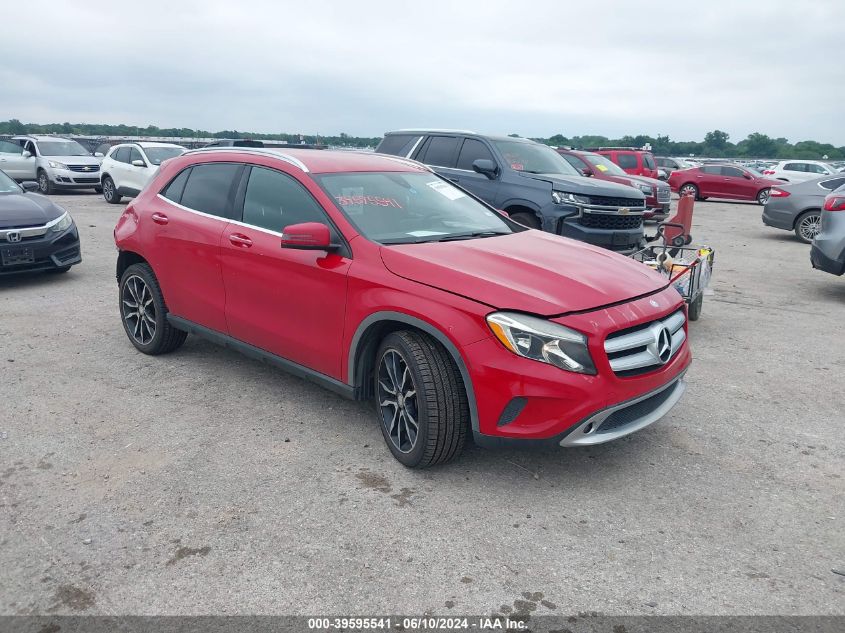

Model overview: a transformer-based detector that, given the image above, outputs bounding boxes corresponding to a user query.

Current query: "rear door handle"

[228,233,253,248]
[151,212,169,225]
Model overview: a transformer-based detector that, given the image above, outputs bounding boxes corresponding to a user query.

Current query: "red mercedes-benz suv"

[114,148,691,468]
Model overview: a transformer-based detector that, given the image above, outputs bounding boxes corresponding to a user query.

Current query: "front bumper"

[466,285,691,446]
[0,225,81,275]
[48,167,101,188]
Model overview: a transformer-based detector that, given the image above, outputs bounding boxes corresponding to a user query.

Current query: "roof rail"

[184,146,310,172]
[391,128,476,134]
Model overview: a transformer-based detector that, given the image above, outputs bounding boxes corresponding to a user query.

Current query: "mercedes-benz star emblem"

[7,231,22,243]
[656,327,672,363]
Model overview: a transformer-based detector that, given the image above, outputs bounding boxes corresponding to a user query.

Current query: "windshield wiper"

[434,231,510,242]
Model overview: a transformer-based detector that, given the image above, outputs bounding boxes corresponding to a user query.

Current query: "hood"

[519,171,645,200]
[47,155,100,167]
[380,230,668,316]
[0,191,65,228]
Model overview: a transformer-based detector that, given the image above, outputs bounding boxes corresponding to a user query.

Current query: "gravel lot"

[1,192,843,616]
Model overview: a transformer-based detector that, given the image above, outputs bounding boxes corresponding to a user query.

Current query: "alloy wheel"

[798,213,821,242]
[103,178,114,201]
[680,184,697,197]
[122,275,157,345]
[377,349,419,454]
[38,173,48,193]
[758,189,770,205]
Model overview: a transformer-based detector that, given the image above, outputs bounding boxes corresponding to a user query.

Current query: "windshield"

[37,140,90,157]
[143,147,185,165]
[317,171,514,245]
[493,140,580,176]
[583,153,627,176]
[0,170,21,193]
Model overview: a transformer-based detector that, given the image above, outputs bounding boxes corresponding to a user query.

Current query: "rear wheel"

[679,183,698,199]
[119,263,187,355]
[794,210,821,244]
[374,331,468,468]
[509,211,540,229]
[102,177,122,204]
[756,188,770,205]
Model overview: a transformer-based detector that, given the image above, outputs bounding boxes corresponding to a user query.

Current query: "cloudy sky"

[2,0,843,144]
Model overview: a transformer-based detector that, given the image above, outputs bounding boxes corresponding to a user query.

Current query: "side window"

[418,136,459,168]
[129,147,144,165]
[643,154,656,170]
[819,177,845,191]
[377,134,422,157]
[455,138,495,171]
[25,141,37,156]
[616,153,638,169]
[179,163,241,217]
[241,166,326,232]
[784,162,803,172]
[560,153,587,171]
[114,147,131,163]
[0,140,22,154]
[161,168,191,203]
[701,165,721,175]
[807,163,827,174]
[721,166,744,178]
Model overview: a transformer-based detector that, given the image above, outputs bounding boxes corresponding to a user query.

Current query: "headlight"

[552,190,590,205]
[487,312,596,374]
[636,183,654,195]
[48,212,73,233]
[48,160,68,170]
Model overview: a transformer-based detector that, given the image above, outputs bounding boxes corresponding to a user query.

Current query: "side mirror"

[472,159,498,179]
[131,159,146,168]
[580,167,593,177]
[742,173,752,180]
[280,222,337,251]
[22,150,32,159]
[21,181,39,192]
[94,152,104,158]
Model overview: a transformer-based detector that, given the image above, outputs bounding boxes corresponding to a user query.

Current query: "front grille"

[579,214,643,230]
[73,177,99,184]
[586,195,645,208]
[67,165,99,173]
[597,381,679,433]
[604,310,686,376]
[657,188,671,202]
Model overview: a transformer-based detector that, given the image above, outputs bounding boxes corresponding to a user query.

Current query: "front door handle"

[228,233,253,248]
[151,212,169,225]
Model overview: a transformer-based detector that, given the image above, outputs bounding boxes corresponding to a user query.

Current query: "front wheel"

[794,210,821,244]
[37,170,55,195]
[102,177,122,204]
[757,188,770,205]
[375,331,468,468]
[119,263,187,355]
[688,293,703,321]
[509,211,540,229]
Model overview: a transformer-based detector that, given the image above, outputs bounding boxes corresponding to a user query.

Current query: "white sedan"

[764,160,840,184]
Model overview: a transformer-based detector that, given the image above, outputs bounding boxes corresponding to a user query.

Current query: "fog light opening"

[584,422,594,434]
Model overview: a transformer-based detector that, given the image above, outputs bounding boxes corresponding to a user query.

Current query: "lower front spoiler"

[472,372,687,450]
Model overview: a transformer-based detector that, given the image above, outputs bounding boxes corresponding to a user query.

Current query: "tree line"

[1,119,842,159]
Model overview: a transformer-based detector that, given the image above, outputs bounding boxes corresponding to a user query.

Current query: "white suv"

[100,142,185,204]
[765,160,841,183]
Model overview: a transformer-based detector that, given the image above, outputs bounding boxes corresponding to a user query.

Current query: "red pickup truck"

[587,147,660,179]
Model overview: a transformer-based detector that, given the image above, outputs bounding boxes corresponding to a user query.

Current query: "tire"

[37,170,55,195]
[688,293,703,321]
[756,188,770,205]
[94,186,103,194]
[679,183,698,199]
[119,263,187,355]
[374,330,468,468]
[102,177,122,204]
[509,211,540,229]
[794,210,821,244]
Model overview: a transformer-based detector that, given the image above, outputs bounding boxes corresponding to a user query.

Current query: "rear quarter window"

[376,134,422,157]
[161,167,191,203]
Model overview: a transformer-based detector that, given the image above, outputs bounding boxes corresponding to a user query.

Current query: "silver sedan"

[762,173,845,243]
